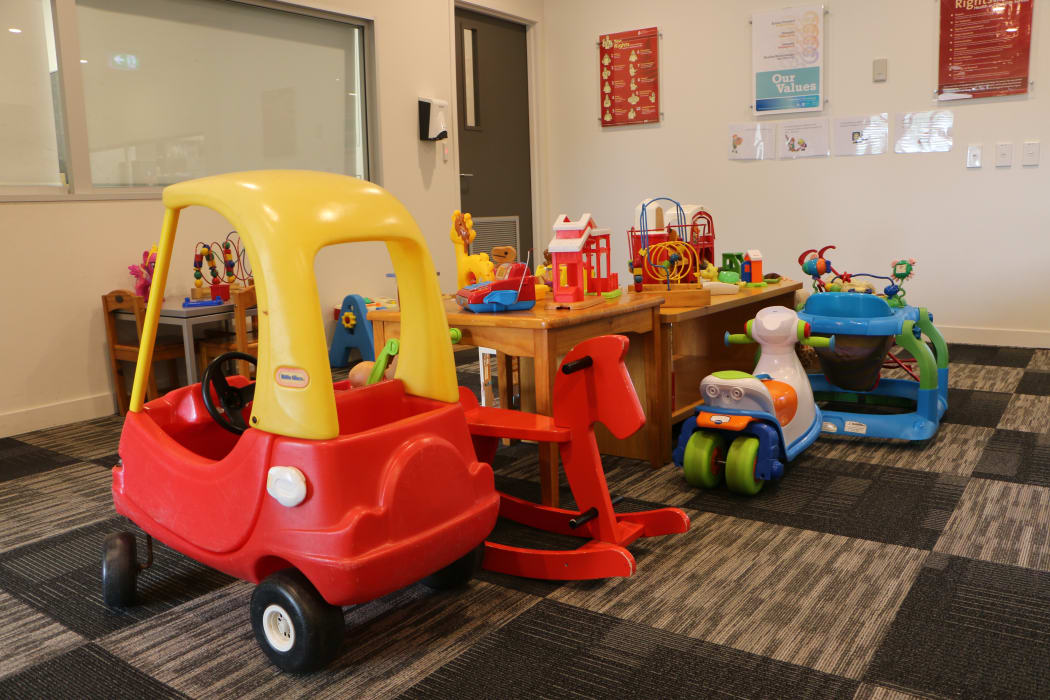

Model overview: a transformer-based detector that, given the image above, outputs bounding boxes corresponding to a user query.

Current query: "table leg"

[645,306,666,468]
[535,331,559,507]
[182,319,198,384]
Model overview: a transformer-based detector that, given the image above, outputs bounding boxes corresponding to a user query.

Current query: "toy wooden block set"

[105,171,688,673]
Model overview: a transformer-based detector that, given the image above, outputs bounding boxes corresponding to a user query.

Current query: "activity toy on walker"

[797,246,948,441]
[674,306,834,495]
[105,171,499,672]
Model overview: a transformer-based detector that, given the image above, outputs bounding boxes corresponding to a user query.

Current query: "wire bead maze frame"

[627,197,716,286]
[193,231,253,289]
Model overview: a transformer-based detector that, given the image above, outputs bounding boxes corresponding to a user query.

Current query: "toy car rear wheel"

[683,431,727,489]
[421,543,485,591]
[725,436,764,496]
[102,532,139,608]
[250,569,344,672]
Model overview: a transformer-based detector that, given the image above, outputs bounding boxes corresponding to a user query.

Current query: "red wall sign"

[599,27,659,127]
[938,0,1033,99]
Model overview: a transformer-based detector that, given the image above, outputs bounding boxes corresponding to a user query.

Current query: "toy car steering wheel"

[201,351,257,435]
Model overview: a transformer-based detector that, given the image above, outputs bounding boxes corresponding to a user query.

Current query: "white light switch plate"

[966,144,982,168]
[996,142,1013,167]
[1023,141,1040,166]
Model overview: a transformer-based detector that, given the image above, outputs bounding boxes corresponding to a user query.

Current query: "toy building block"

[329,293,376,367]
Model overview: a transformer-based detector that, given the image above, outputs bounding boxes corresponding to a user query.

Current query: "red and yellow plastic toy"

[105,171,499,672]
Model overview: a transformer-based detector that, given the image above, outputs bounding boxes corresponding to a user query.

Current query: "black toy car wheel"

[250,569,344,672]
[421,544,485,591]
[102,532,138,608]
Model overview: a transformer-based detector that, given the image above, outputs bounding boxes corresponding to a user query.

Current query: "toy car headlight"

[730,387,745,401]
[705,385,720,398]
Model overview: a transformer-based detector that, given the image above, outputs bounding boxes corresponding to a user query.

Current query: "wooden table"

[654,279,803,461]
[369,294,664,507]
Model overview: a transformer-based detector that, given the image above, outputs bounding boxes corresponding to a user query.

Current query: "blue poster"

[752,6,824,114]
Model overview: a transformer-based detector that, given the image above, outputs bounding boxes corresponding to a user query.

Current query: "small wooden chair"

[197,285,258,378]
[103,290,183,415]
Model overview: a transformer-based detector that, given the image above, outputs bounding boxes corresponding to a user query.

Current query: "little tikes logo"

[275,366,310,389]
[710,415,731,425]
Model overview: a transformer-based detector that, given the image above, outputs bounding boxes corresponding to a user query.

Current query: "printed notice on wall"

[938,0,1033,100]
[778,118,829,159]
[600,27,659,127]
[728,123,776,160]
[894,111,954,153]
[751,5,824,114]
[832,114,889,156]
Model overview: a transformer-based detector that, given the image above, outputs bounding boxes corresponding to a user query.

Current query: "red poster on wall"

[599,27,659,127]
[938,0,1033,100]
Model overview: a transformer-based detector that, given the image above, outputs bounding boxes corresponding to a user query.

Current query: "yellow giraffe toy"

[450,210,495,289]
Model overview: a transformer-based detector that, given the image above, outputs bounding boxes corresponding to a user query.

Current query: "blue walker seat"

[798,293,948,441]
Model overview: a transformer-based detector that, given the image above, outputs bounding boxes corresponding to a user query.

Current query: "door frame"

[450,2,546,261]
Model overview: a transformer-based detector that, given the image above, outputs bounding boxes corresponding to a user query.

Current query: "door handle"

[459,173,474,177]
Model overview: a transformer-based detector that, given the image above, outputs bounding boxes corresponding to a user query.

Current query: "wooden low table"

[653,279,803,462]
[369,294,664,507]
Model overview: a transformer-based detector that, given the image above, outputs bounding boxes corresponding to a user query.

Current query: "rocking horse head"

[552,335,645,439]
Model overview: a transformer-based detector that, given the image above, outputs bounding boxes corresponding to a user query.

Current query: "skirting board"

[0,392,115,438]
[938,325,1050,349]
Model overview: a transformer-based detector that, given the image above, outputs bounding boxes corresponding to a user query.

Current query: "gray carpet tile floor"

[0,343,1048,698]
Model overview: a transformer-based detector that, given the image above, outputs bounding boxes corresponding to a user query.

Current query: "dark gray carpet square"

[683,455,966,550]
[401,599,860,699]
[972,429,1050,487]
[0,643,184,699]
[942,388,1012,428]
[1017,370,1050,397]
[865,554,1050,699]
[947,344,1035,368]
[0,518,235,639]
[0,438,79,482]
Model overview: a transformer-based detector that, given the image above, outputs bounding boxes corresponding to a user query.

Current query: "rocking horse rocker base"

[460,335,689,581]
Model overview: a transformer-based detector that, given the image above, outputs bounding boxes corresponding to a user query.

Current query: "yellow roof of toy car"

[129,170,457,441]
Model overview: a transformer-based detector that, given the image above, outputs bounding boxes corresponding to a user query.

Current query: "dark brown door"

[455,9,534,258]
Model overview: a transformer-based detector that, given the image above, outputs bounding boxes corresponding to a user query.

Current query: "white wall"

[0,0,543,436]
[540,0,1050,347]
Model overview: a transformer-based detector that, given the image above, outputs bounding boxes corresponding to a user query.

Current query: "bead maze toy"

[627,197,716,304]
[462,335,690,579]
[328,293,376,367]
[797,246,948,440]
[450,210,495,288]
[546,213,619,310]
[105,172,499,672]
[190,231,253,301]
[673,307,835,495]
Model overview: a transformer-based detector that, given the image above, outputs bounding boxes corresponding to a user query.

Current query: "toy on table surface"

[547,213,619,310]
[450,210,495,288]
[455,258,537,313]
[673,306,834,495]
[106,171,499,672]
[190,231,253,302]
[328,293,376,367]
[797,245,947,440]
[128,246,158,299]
[463,334,690,579]
[628,196,715,293]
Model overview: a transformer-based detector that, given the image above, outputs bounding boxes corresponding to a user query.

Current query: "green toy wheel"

[682,431,726,488]
[725,436,764,496]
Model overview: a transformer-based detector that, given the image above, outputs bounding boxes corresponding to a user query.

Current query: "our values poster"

[599,27,659,127]
[777,118,829,159]
[751,5,824,114]
[938,0,1033,100]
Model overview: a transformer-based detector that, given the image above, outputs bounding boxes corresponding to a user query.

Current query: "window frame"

[0,0,377,202]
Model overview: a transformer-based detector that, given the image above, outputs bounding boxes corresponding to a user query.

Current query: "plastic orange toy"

[104,171,499,672]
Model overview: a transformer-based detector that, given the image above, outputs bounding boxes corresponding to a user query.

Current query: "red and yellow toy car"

[455,261,537,312]
[104,171,499,672]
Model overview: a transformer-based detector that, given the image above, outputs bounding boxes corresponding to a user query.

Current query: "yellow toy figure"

[450,210,495,289]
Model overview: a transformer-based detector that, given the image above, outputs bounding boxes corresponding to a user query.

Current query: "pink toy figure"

[129,248,157,299]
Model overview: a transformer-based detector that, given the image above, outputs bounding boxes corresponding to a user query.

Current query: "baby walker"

[673,306,834,495]
[797,246,949,440]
